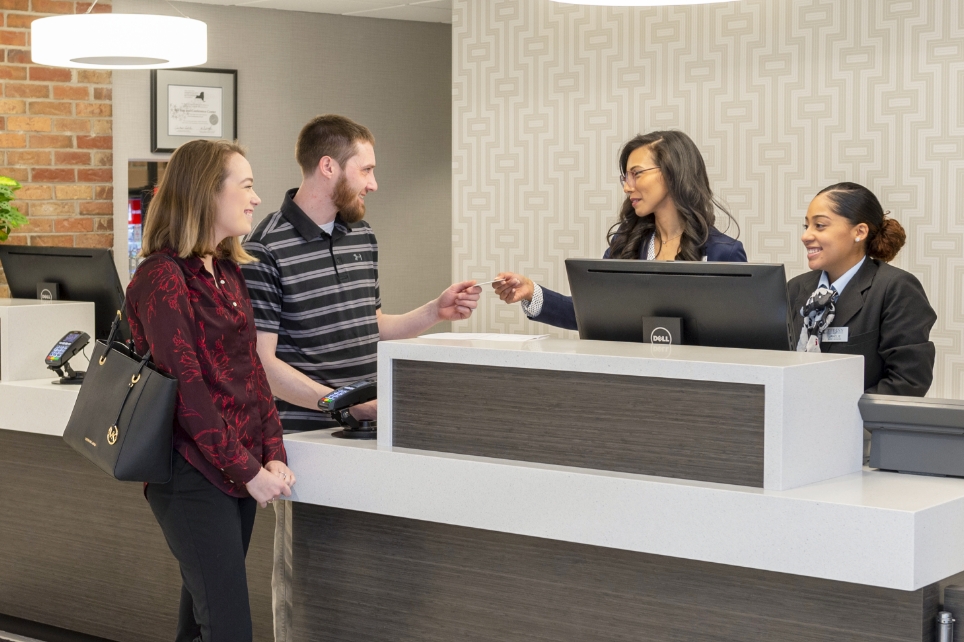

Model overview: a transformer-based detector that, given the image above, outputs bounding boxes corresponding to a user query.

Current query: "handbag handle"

[98,310,125,366]
[99,304,156,434]
[107,350,156,435]
[106,309,123,346]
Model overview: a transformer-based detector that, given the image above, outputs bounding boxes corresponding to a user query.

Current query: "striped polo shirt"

[241,188,380,431]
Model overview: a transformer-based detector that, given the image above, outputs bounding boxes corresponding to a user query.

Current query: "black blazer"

[787,258,936,396]
[531,228,747,331]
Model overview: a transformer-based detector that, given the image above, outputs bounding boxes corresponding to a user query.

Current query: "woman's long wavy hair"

[607,131,736,261]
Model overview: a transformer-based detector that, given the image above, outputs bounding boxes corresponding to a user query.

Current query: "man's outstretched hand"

[435,280,483,321]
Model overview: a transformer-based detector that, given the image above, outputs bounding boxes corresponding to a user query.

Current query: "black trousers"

[147,452,257,642]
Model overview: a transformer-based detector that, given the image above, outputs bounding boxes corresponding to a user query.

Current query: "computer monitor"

[565,259,793,351]
[0,245,129,342]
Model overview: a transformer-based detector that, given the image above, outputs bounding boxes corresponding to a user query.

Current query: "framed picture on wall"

[150,68,238,153]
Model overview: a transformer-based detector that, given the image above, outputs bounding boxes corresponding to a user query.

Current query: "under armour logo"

[353,254,363,261]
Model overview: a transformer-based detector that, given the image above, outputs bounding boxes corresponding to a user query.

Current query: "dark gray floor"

[0,613,113,642]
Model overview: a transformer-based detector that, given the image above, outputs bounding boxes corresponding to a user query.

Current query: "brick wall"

[0,0,113,298]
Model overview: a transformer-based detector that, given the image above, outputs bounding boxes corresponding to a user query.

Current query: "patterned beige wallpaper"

[452,0,964,398]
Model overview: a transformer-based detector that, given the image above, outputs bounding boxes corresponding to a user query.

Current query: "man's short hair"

[296,114,375,176]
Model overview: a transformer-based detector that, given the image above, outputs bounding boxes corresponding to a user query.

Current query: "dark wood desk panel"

[0,429,274,642]
[393,359,766,487]
[291,503,938,642]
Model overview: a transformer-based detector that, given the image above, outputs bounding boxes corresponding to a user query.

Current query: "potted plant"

[0,176,27,242]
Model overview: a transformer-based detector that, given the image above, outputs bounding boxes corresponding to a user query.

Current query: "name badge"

[823,327,849,343]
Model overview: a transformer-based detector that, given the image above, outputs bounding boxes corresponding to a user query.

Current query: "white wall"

[113,0,452,317]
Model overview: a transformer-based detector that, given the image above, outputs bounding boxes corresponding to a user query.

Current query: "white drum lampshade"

[551,0,737,4]
[31,14,207,69]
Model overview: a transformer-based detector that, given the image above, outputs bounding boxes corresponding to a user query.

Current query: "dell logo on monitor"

[650,327,673,344]
[39,288,53,301]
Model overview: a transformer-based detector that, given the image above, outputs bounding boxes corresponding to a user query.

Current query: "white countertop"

[0,299,95,382]
[283,429,964,591]
[0,378,79,435]
[380,336,858,375]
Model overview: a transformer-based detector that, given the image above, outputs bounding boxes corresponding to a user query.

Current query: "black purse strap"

[97,310,123,365]
[105,308,123,345]
[100,306,156,437]
[107,352,155,435]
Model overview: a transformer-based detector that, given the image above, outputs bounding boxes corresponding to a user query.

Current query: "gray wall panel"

[112,0,452,325]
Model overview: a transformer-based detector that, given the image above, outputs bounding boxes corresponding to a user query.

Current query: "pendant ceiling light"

[31,3,206,70]
[551,0,737,5]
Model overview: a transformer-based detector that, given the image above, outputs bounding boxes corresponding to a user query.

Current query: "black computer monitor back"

[0,245,129,342]
[565,259,793,351]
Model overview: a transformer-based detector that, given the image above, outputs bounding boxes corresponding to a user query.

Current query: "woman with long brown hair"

[128,139,294,642]
[495,130,745,329]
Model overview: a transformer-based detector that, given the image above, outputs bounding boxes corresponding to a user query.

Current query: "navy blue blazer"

[530,228,747,331]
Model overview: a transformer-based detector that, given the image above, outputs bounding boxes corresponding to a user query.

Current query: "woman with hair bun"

[789,182,936,396]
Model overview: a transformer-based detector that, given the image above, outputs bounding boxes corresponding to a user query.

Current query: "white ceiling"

[183,0,453,23]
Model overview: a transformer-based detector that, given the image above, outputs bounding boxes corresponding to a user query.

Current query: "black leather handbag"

[63,312,177,483]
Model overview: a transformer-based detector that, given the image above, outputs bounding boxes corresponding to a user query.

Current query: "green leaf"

[0,176,27,237]
[0,201,25,217]
[0,200,27,229]
[0,212,27,224]
[1,212,27,226]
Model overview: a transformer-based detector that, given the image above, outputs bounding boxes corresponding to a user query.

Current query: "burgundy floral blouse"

[125,247,286,497]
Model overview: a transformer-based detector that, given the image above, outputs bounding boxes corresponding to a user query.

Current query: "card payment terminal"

[45,330,90,384]
[317,379,377,440]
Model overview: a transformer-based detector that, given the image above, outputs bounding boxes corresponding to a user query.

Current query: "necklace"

[657,230,683,243]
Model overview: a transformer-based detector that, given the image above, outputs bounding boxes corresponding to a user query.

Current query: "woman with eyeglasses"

[494,130,746,330]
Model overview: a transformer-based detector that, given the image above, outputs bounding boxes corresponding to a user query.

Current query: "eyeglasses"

[619,166,659,188]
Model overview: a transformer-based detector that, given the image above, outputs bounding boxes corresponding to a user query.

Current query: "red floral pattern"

[126,248,286,497]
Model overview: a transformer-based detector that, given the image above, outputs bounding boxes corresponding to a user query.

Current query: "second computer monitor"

[566,259,793,351]
[0,245,128,342]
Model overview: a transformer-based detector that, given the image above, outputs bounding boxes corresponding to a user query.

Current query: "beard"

[333,175,366,224]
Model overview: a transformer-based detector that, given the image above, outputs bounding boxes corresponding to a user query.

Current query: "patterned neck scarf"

[797,285,838,353]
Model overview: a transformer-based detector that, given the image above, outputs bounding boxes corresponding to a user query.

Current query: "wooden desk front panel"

[392,359,766,487]
[0,429,274,642]
[291,504,939,642]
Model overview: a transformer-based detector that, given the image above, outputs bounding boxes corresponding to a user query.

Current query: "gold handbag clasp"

[130,373,141,386]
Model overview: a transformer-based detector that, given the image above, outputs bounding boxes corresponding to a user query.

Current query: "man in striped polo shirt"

[242,114,480,433]
[242,115,480,642]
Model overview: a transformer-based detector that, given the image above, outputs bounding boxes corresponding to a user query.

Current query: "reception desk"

[281,336,964,642]
[4,322,964,641]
